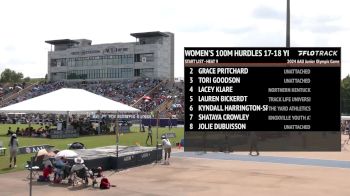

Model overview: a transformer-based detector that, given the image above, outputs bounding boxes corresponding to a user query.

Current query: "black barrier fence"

[67,148,163,170]
[50,129,79,139]
[66,156,111,170]
[142,118,178,127]
[112,148,162,170]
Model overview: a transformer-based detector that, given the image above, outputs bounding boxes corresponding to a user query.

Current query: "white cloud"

[253,5,285,20]
[0,0,349,78]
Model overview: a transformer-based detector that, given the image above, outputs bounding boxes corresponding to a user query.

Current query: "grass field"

[0,124,184,174]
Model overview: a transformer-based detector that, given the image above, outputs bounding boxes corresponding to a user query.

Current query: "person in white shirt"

[161,135,172,165]
[8,134,19,168]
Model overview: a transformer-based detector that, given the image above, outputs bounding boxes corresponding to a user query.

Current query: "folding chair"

[0,141,7,156]
[71,168,89,186]
[25,159,42,179]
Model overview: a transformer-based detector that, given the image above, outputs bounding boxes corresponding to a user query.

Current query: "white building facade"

[46,31,174,82]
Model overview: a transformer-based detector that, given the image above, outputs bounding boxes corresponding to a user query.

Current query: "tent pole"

[66,111,69,131]
[29,156,33,196]
[115,112,119,171]
[98,111,101,135]
[156,111,159,163]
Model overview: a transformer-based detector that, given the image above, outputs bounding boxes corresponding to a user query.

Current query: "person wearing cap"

[69,157,89,181]
[161,135,172,165]
[8,133,19,168]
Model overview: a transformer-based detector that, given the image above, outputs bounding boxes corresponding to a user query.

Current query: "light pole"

[115,112,119,170]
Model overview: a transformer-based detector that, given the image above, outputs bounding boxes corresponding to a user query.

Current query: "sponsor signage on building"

[70,47,130,56]
[103,47,129,55]
[71,50,100,55]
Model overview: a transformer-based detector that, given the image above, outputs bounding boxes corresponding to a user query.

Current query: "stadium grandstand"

[0,31,184,138]
[0,31,184,130]
[0,79,184,136]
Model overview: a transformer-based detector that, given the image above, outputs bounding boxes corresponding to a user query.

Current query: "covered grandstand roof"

[45,39,79,45]
[130,31,169,38]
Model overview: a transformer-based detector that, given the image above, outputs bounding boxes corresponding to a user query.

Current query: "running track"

[173,152,350,169]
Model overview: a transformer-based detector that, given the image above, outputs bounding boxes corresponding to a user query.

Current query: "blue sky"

[0,0,348,78]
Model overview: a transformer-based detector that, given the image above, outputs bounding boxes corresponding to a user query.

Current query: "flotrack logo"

[298,50,338,56]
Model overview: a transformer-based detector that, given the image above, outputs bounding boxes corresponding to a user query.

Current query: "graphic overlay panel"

[184,47,341,151]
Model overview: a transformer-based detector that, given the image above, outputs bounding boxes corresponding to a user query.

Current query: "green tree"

[0,68,24,83]
[341,75,350,114]
[23,77,31,82]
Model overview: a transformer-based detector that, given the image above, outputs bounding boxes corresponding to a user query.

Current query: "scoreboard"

[184,47,341,151]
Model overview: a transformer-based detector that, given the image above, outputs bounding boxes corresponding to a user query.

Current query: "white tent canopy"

[341,116,350,121]
[0,88,140,114]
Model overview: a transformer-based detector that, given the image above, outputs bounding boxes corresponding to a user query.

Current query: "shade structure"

[55,150,78,158]
[0,88,140,114]
[36,149,49,157]
[35,149,56,162]
[36,149,56,157]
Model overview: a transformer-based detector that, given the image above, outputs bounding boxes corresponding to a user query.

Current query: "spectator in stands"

[2,79,185,131]
[8,133,19,168]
